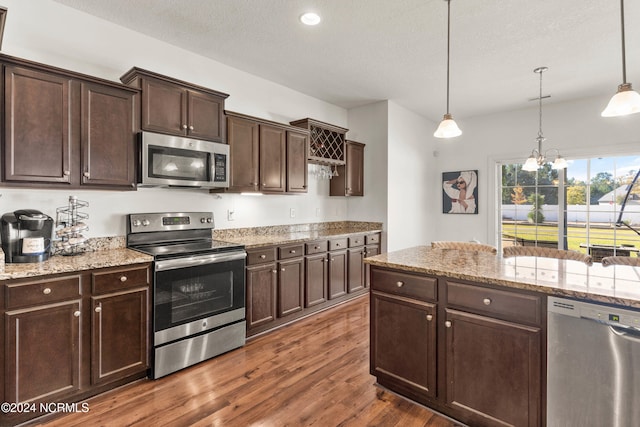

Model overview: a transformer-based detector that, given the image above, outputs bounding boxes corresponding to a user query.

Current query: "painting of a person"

[442,170,478,214]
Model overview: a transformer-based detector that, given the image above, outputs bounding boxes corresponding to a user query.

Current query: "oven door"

[153,250,246,345]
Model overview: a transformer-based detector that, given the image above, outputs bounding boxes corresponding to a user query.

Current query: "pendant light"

[434,0,462,138]
[522,67,567,172]
[601,0,640,117]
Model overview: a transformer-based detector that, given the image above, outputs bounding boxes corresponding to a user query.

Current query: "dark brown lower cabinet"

[347,247,365,293]
[305,253,328,307]
[369,266,544,427]
[91,288,148,386]
[246,262,277,329]
[328,250,347,299]
[277,257,304,317]
[1,263,150,425]
[5,301,82,403]
[445,309,541,427]
[370,292,436,401]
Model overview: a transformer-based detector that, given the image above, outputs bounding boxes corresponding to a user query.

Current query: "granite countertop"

[365,245,640,309]
[0,248,153,281]
[214,224,383,249]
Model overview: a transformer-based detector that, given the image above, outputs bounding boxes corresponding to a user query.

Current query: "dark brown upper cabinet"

[1,55,138,190]
[330,140,365,196]
[120,67,229,143]
[225,111,309,194]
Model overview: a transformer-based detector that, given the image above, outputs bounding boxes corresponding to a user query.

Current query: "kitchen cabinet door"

[227,115,260,192]
[305,253,328,308]
[187,90,224,142]
[444,309,541,427]
[4,65,73,184]
[81,82,136,188]
[259,124,286,192]
[286,130,308,193]
[328,250,347,299]
[5,301,81,403]
[91,288,148,386]
[370,292,437,401]
[246,263,277,329]
[277,257,304,317]
[140,76,187,136]
[347,248,365,293]
[330,140,365,196]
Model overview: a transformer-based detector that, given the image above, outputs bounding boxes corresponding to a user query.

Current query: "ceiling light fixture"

[522,67,567,172]
[601,0,640,117]
[434,0,462,139]
[300,12,321,26]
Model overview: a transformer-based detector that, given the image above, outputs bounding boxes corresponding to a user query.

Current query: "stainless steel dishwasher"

[547,296,640,426]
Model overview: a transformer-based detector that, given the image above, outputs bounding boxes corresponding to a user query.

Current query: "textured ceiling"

[52,0,640,121]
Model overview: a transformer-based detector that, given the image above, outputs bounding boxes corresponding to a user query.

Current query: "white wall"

[0,0,352,237]
[433,94,640,245]
[387,102,435,251]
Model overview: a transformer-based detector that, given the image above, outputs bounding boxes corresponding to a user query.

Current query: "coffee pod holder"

[55,195,89,256]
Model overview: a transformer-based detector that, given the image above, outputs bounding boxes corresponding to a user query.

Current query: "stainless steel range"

[127,212,246,379]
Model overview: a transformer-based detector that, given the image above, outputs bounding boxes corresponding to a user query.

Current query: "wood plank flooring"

[36,295,461,427]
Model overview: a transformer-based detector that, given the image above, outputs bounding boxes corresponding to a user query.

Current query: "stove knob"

[142,219,150,226]
[200,217,206,223]
[132,219,141,227]
[206,217,213,223]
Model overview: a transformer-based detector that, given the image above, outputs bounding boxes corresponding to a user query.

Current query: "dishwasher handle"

[609,325,640,343]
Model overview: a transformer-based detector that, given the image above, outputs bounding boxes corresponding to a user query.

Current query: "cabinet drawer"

[366,233,380,244]
[247,247,277,265]
[446,280,542,325]
[5,275,82,310]
[92,265,150,295]
[371,268,437,302]
[305,240,328,255]
[278,244,304,260]
[348,235,365,247]
[329,238,348,251]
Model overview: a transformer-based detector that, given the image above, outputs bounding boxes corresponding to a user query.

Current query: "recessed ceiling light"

[300,12,321,26]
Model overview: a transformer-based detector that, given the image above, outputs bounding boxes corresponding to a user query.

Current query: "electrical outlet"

[290,208,296,218]
[227,209,235,221]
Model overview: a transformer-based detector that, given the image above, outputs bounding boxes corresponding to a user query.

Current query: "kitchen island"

[365,245,640,427]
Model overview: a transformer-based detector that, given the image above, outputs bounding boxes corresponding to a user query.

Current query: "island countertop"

[364,245,640,309]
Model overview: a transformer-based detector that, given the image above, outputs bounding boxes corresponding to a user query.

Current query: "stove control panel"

[128,212,214,233]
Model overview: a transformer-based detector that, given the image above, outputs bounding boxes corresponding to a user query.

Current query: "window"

[498,154,640,262]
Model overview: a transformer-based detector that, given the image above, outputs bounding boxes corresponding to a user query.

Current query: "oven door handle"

[155,251,246,271]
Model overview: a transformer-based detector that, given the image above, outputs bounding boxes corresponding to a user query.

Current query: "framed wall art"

[442,170,478,214]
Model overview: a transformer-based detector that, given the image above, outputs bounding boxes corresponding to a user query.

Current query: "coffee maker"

[1,209,54,263]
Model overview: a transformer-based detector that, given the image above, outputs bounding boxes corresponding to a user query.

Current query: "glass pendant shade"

[601,83,640,117]
[551,156,568,170]
[522,156,539,172]
[434,113,462,138]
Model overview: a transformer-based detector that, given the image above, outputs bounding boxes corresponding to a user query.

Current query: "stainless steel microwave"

[139,132,229,189]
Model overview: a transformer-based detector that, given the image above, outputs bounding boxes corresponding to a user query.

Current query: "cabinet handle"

[63,170,70,176]
[182,124,188,129]
[396,281,404,288]
[281,268,286,272]
[120,275,128,282]
[272,270,277,274]
[189,125,194,130]
[314,246,319,249]
[331,258,335,262]
[43,287,52,295]
[95,306,102,313]
[260,254,267,259]
[426,314,433,321]
[483,298,492,306]
[290,250,296,254]
[445,320,452,328]
[83,172,90,178]
[73,311,81,318]
[336,243,340,247]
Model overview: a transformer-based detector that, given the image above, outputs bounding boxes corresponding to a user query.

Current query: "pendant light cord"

[620,0,627,84]
[538,69,543,139]
[446,0,451,114]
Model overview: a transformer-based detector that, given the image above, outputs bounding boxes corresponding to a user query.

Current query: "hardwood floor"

[36,295,461,427]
